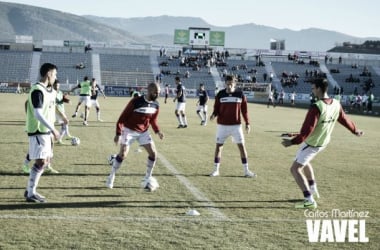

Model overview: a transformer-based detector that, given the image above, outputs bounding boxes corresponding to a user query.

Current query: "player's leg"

[291,144,318,209]
[175,108,183,128]
[210,143,223,177]
[180,108,187,128]
[83,97,91,125]
[210,125,227,177]
[96,101,102,121]
[72,99,82,117]
[141,143,157,178]
[25,135,51,202]
[106,144,130,189]
[196,106,203,124]
[202,106,208,125]
[303,163,320,198]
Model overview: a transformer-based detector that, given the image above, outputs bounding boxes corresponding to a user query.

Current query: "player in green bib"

[282,78,363,209]
[24,63,60,203]
[71,76,92,125]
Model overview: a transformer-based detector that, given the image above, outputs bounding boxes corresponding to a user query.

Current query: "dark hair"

[225,74,235,82]
[84,76,89,81]
[199,83,204,87]
[312,78,328,93]
[40,63,57,77]
[175,76,180,81]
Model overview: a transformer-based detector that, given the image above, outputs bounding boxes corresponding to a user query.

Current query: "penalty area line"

[157,152,228,221]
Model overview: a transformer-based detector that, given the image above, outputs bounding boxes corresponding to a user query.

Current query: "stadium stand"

[0,51,32,83]
[0,48,379,103]
[99,54,154,86]
[39,52,93,85]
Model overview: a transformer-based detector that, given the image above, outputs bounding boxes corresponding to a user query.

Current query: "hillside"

[0,1,378,51]
[0,2,146,43]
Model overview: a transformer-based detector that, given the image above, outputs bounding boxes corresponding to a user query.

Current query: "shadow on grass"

[0,199,303,210]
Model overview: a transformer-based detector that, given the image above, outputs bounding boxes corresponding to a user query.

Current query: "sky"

[3,0,380,38]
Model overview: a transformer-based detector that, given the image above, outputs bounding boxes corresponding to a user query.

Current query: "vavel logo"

[305,209,369,243]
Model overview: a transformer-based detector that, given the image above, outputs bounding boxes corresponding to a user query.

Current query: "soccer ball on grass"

[141,176,159,192]
[71,137,80,146]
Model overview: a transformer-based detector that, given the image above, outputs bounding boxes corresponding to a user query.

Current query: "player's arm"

[241,95,250,133]
[210,95,220,121]
[70,83,80,93]
[337,105,364,136]
[282,106,319,147]
[115,100,134,136]
[151,109,164,140]
[99,85,106,98]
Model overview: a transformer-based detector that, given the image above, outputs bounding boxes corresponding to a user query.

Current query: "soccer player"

[173,76,188,128]
[164,84,169,104]
[106,82,164,190]
[209,75,256,178]
[196,83,209,126]
[71,76,92,125]
[90,78,106,122]
[282,78,363,209]
[54,79,73,144]
[24,63,60,202]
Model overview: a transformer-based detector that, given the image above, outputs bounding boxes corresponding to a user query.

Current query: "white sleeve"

[34,108,55,132]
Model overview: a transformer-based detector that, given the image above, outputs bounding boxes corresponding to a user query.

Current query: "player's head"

[84,76,89,81]
[311,78,328,95]
[40,63,57,86]
[175,76,181,84]
[199,83,205,90]
[147,82,160,101]
[225,74,236,92]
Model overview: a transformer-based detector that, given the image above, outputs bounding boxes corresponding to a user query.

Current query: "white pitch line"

[157,152,228,220]
[1,214,379,223]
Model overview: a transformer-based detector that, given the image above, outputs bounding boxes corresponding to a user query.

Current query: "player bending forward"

[106,83,164,191]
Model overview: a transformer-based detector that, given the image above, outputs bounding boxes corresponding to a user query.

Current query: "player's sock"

[242,158,248,171]
[303,190,315,203]
[111,155,123,175]
[27,164,44,197]
[176,114,183,125]
[145,156,156,178]
[182,115,188,125]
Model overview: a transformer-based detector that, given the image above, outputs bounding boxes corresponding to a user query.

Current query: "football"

[71,137,80,146]
[141,176,159,192]
[107,154,117,166]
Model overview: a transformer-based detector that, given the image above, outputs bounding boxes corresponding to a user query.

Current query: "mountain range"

[0,1,378,51]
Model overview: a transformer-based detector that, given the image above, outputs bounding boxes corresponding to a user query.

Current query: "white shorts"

[295,142,326,165]
[216,124,244,144]
[79,96,91,107]
[176,102,186,112]
[196,104,208,113]
[120,127,153,146]
[90,99,100,108]
[28,134,53,160]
